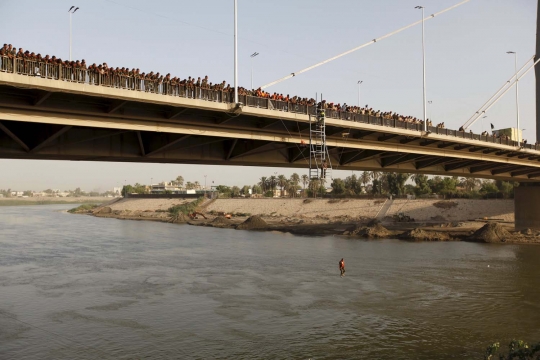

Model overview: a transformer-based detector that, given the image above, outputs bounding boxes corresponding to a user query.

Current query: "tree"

[344,174,361,195]
[286,181,300,198]
[289,173,300,197]
[480,180,499,197]
[22,190,33,197]
[386,172,410,196]
[461,177,481,192]
[185,182,194,190]
[277,174,287,197]
[259,177,267,192]
[412,174,431,195]
[331,178,346,195]
[269,175,277,191]
[215,185,232,197]
[495,180,515,199]
[175,176,184,188]
[252,184,262,195]
[241,185,251,196]
[359,171,372,191]
[301,174,309,192]
[231,186,241,198]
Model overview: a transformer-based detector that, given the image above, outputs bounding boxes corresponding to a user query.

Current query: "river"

[0,205,539,359]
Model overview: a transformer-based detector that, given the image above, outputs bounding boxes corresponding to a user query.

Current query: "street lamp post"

[250,52,259,89]
[204,175,207,197]
[506,51,520,143]
[415,6,427,132]
[234,0,238,104]
[68,6,79,61]
[357,80,363,107]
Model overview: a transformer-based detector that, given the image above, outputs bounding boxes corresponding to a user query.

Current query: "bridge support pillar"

[515,183,540,230]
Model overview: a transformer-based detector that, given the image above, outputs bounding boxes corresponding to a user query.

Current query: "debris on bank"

[236,215,268,230]
[399,228,451,241]
[468,222,512,243]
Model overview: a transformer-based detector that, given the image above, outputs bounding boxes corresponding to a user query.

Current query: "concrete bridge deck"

[1,71,540,181]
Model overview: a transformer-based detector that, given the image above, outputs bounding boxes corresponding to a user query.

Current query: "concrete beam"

[145,135,191,157]
[31,125,72,153]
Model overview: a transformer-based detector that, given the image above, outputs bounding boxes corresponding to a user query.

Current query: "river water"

[0,205,539,360]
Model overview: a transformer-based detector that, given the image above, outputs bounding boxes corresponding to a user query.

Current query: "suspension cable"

[463,56,540,130]
[462,55,534,129]
[260,0,471,89]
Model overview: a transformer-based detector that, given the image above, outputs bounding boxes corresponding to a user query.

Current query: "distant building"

[113,187,122,196]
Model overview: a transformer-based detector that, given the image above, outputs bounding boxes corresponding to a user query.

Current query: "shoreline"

[67,197,540,245]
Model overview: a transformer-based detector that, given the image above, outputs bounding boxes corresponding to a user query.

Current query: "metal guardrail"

[1,55,538,151]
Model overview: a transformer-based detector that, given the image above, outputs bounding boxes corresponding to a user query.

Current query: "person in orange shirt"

[339,258,345,277]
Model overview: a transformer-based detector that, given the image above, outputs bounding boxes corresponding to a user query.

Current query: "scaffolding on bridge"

[309,105,332,191]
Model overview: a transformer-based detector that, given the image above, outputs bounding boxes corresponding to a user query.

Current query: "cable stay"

[260,0,470,89]
[462,56,539,130]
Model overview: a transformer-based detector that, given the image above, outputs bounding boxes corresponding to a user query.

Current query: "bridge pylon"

[308,107,332,192]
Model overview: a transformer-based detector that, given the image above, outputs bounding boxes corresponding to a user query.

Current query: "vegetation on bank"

[168,197,205,216]
[67,204,99,213]
[485,340,540,360]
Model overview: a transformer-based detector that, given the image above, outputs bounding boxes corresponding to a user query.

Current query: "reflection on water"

[0,205,539,359]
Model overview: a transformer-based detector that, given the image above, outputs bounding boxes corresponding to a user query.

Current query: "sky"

[0,0,537,191]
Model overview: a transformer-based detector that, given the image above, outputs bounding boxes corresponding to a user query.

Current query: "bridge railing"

[2,56,539,151]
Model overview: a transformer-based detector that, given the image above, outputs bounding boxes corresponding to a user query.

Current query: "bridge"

[1,59,540,229]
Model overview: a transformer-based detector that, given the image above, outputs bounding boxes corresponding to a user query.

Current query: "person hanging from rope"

[339,258,345,277]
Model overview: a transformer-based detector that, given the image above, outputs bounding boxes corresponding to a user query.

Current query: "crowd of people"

[0,42,534,147]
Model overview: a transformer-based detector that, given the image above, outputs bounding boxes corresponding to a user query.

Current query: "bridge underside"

[1,80,540,181]
[2,119,540,181]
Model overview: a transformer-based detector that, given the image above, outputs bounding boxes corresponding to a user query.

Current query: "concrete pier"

[515,183,540,230]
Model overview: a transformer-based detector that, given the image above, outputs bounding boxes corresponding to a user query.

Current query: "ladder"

[309,107,332,189]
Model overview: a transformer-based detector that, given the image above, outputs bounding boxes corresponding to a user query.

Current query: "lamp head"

[415,5,424,9]
[506,51,515,54]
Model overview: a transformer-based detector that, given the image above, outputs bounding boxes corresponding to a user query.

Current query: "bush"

[303,198,313,204]
[168,197,205,216]
[68,204,98,213]
[485,340,540,360]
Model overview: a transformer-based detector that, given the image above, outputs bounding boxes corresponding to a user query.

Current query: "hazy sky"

[0,0,537,191]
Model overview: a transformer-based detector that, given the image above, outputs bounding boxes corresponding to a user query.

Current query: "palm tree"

[277,175,287,197]
[290,173,300,186]
[269,175,277,192]
[359,171,372,191]
[371,171,381,182]
[259,177,267,192]
[301,174,309,190]
[289,173,300,198]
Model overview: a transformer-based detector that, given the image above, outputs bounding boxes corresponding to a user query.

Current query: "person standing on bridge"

[339,258,345,277]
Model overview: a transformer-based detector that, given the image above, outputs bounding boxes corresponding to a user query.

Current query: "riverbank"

[68,197,540,244]
[0,196,113,206]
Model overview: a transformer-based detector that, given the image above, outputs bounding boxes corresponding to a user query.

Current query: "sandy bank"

[206,198,514,222]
